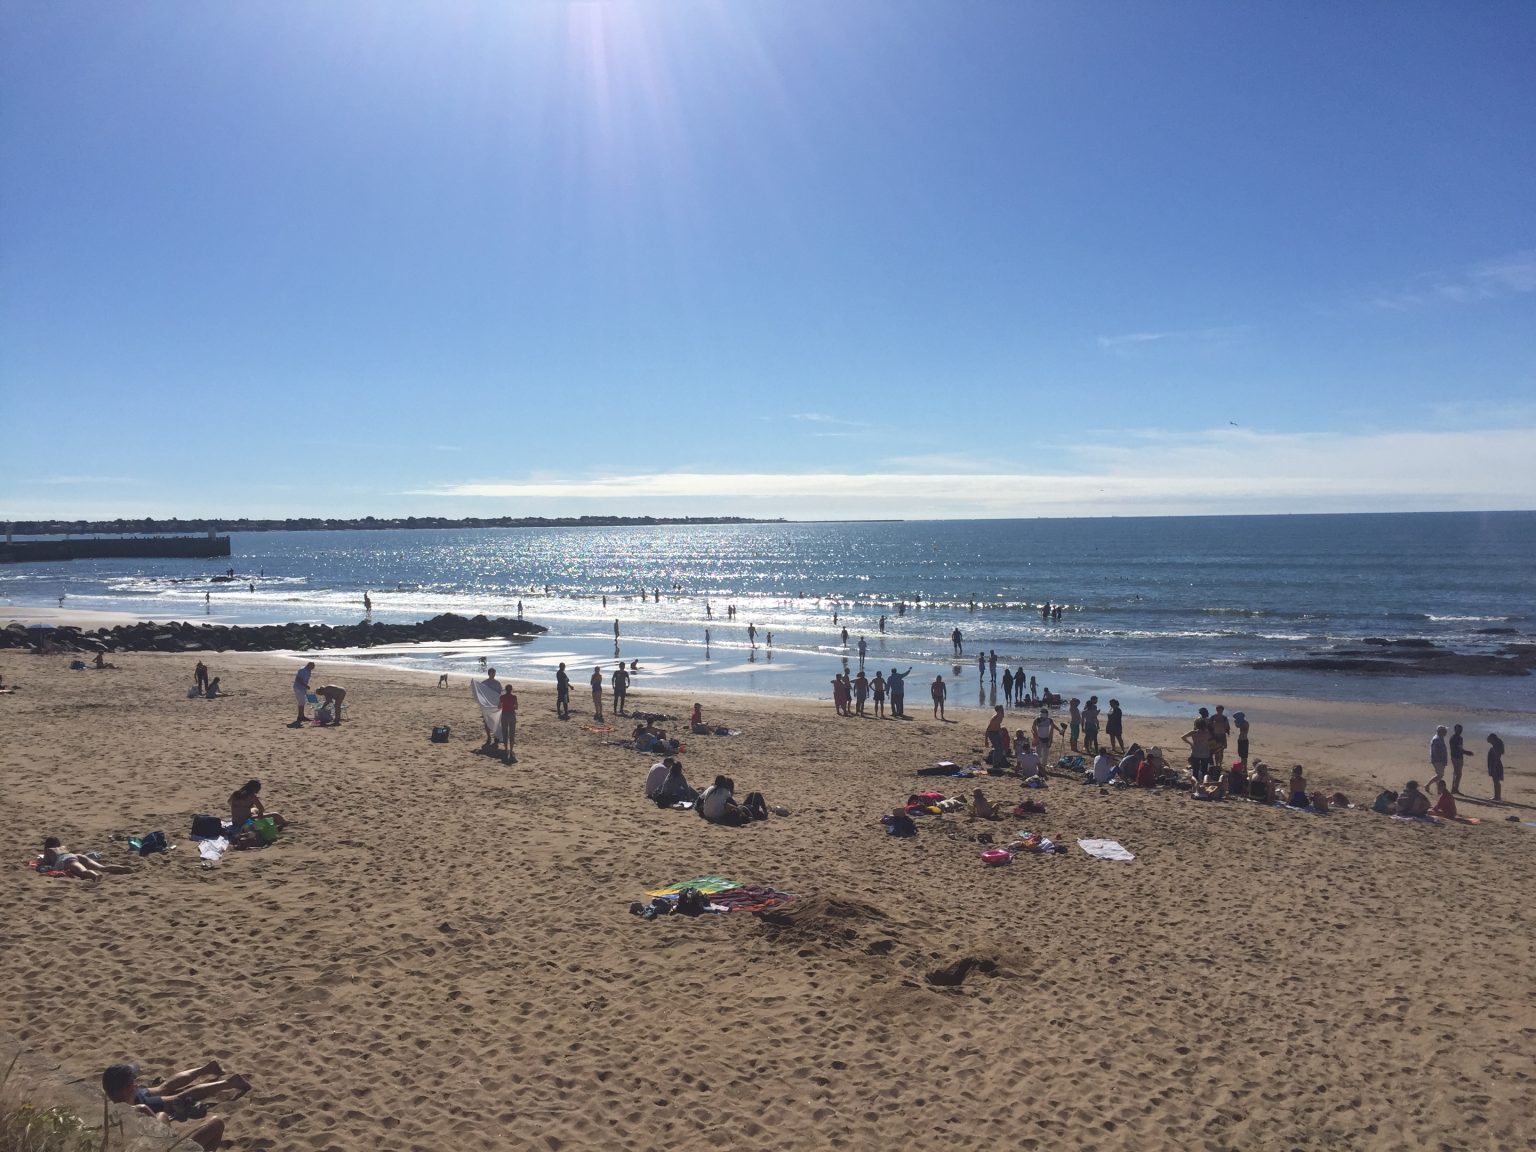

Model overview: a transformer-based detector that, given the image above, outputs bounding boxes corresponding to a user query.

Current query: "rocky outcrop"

[1250,640,1536,677]
[1,613,545,654]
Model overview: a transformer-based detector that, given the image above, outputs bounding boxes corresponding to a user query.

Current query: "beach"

[2,646,1533,1151]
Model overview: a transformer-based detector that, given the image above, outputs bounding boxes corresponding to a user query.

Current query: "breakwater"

[0,612,546,653]
[0,535,232,563]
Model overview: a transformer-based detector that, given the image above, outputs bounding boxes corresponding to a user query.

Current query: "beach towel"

[711,886,796,913]
[1078,838,1135,862]
[26,857,70,877]
[471,679,502,738]
[645,875,742,898]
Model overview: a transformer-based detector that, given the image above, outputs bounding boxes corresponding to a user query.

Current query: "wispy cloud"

[39,475,141,486]
[405,424,1536,518]
[1367,249,1536,311]
[1096,325,1248,353]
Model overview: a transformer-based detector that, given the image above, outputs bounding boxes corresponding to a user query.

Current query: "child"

[101,1060,249,1151]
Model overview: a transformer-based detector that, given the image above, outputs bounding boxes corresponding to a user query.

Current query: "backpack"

[674,888,706,916]
[430,726,450,743]
[190,814,223,840]
[138,831,168,856]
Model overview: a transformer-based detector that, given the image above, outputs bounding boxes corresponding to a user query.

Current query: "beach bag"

[882,812,917,837]
[430,726,450,743]
[190,814,223,840]
[138,831,168,856]
[253,816,279,844]
[674,888,706,916]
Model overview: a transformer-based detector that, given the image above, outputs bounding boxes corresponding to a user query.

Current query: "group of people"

[289,661,345,728]
[643,759,769,826]
[828,667,913,718]
[1429,723,1507,802]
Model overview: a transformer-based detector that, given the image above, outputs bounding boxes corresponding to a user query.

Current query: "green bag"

[253,816,279,845]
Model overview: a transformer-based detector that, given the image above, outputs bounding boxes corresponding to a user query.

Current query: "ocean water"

[4,513,1534,717]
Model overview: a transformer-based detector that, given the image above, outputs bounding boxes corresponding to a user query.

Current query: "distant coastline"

[4,515,788,535]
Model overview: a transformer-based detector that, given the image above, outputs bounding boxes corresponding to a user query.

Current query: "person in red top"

[498,684,518,763]
[1429,778,1457,819]
[1135,757,1157,788]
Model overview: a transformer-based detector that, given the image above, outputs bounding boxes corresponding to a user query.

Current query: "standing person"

[517,599,523,618]
[766,631,773,649]
[612,663,630,716]
[290,661,316,727]
[748,623,757,648]
[951,628,963,656]
[1449,723,1468,794]
[888,667,912,718]
[857,636,867,668]
[987,651,997,681]
[475,667,504,749]
[1486,732,1505,802]
[1233,711,1251,766]
[871,671,887,718]
[1068,698,1082,752]
[841,626,849,647]
[613,619,621,644]
[194,660,210,695]
[1182,718,1214,781]
[1105,698,1125,754]
[1429,725,1450,790]
[363,591,372,614]
[1032,709,1056,765]
[879,614,886,632]
[1209,705,1231,764]
[977,653,985,679]
[590,667,604,721]
[498,683,518,763]
[1081,696,1101,754]
[931,674,947,720]
[853,669,869,716]
[555,663,571,720]
[1001,668,1014,707]
[314,684,346,724]
[984,705,1008,764]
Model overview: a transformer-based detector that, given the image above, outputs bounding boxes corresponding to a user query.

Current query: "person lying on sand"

[632,723,679,755]
[1192,774,1227,800]
[39,836,130,879]
[229,779,287,844]
[102,1060,249,1152]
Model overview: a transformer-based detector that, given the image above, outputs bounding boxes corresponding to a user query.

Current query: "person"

[765,631,773,649]
[830,675,848,716]
[612,663,630,716]
[290,661,316,727]
[1081,696,1101,754]
[1487,732,1505,802]
[1429,778,1457,819]
[1135,755,1158,788]
[1372,788,1399,815]
[40,837,130,879]
[690,703,707,733]
[1448,723,1468,794]
[613,619,620,643]
[1116,744,1143,784]
[476,668,504,748]
[1001,668,1014,706]
[92,650,117,669]
[195,659,211,692]
[879,614,886,632]
[748,623,757,648]
[841,626,849,647]
[951,628,963,656]
[101,1061,248,1152]
[888,667,911,718]
[1088,749,1117,786]
[229,779,287,842]
[1105,699,1124,754]
[853,670,869,716]
[1068,699,1082,751]
[1287,766,1309,808]
[1233,711,1250,766]
[363,591,372,614]
[644,756,672,800]
[1394,780,1430,817]
[1249,760,1276,803]
[1429,725,1449,789]
[1017,737,1043,780]
[313,684,346,724]
[931,674,947,720]
[857,635,867,666]
[555,663,571,719]
[1191,771,1227,801]
[1031,709,1056,764]
[1182,718,1214,782]
[204,676,222,699]
[699,775,748,825]
[983,704,1009,763]
[871,671,887,718]
[1225,758,1247,799]
[1209,704,1231,764]
[590,667,604,721]
[649,758,699,807]
[970,790,1003,820]
[498,683,518,762]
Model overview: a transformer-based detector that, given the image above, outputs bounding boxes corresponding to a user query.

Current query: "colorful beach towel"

[1078,838,1135,862]
[645,876,743,898]
[710,886,796,913]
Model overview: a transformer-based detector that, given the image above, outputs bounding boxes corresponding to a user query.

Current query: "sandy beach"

[2,645,1533,1152]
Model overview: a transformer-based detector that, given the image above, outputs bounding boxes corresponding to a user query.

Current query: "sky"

[2,0,1534,521]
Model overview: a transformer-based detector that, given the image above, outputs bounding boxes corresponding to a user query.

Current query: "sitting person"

[1134,755,1158,788]
[39,836,130,879]
[1393,780,1430,817]
[1086,750,1117,786]
[102,1060,249,1152]
[1287,766,1309,807]
[645,757,698,807]
[1249,761,1276,803]
[204,676,222,699]
[690,703,708,734]
[92,651,117,669]
[970,789,1004,819]
[1015,738,1043,779]
[881,807,917,837]
[699,775,748,826]
[1226,759,1248,797]
[228,779,287,845]
[1115,744,1143,784]
[1427,780,1455,817]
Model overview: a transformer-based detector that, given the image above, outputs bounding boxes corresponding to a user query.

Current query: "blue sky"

[2,1,1533,519]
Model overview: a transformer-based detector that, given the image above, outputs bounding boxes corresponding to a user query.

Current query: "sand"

[1,647,1533,1152]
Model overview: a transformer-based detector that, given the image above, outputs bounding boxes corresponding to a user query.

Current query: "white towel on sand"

[1078,838,1134,862]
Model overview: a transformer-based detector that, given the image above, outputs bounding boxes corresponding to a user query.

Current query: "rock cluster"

[1250,637,1536,677]
[2,613,546,654]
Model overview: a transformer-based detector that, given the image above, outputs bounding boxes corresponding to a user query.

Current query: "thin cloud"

[1367,249,1536,311]
[1096,326,1248,352]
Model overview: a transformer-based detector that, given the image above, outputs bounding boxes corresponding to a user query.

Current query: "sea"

[4,512,1534,720]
